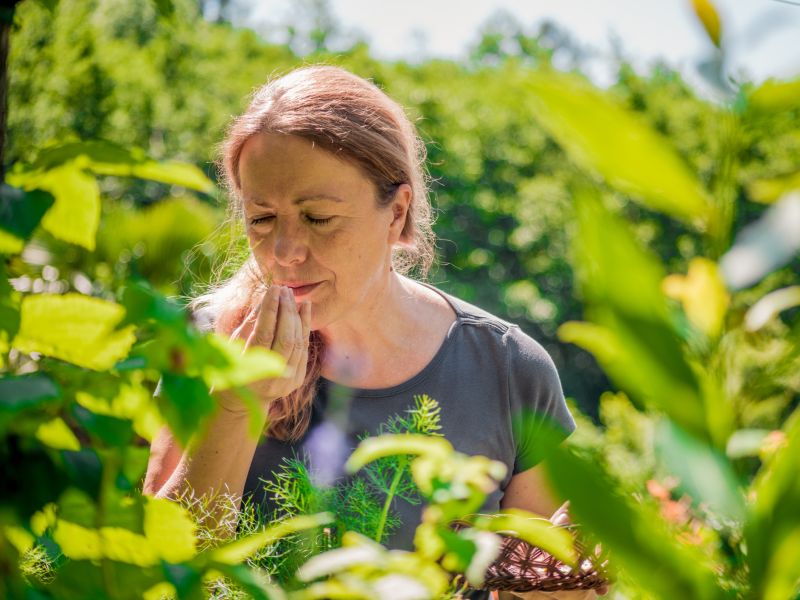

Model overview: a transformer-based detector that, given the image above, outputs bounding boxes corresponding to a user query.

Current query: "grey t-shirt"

[243,285,576,552]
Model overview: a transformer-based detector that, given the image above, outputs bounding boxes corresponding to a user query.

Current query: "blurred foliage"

[8,0,800,413]
[4,0,800,598]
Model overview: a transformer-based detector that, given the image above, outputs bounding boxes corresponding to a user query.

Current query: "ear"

[387,183,412,245]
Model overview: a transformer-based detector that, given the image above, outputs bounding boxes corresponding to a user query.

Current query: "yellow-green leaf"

[473,509,576,566]
[203,334,286,390]
[209,513,334,565]
[748,171,800,204]
[526,70,712,226]
[35,417,80,451]
[14,293,136,370]
[345,434,453,474]
[143,497,197,563]
[9,164,100,250]
[749,78,800,113]
[690,0,722,48]
[662,258,729,338]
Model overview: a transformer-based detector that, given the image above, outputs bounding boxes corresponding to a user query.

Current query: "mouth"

[281,281,322,299]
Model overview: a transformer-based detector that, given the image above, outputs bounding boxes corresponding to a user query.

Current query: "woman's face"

[238,132,409,331]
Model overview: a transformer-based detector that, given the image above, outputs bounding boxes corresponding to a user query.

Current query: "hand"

[215,285,311,415]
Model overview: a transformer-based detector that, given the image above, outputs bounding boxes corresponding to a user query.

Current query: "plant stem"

[374,456,407,543]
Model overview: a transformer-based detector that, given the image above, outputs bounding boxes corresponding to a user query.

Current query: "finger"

[249,285,280,348]
[300,300,311,341]
[271,287,299,357]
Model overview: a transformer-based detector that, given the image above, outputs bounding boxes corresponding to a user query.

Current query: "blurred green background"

[8,0,799,416]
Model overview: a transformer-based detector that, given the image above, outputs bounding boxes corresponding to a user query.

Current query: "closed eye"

[250,215,274,226]
[304,215,334,225]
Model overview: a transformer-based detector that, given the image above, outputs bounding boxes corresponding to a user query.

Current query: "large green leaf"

[8,163,100,250]
[0,184,55,254]
[525,70,712,226]
[31,141,214,193]
[143,497,197,563]
[543,442,726,600]
[746,407,800,595]
[13,293,136,370]
[655,419,745,522]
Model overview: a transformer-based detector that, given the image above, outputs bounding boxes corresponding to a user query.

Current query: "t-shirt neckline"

[318,282,463,398]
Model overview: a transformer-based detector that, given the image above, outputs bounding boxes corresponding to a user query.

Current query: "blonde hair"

[192,65,435,441]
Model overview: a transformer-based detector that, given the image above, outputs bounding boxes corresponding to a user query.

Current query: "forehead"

[238,133,375,204]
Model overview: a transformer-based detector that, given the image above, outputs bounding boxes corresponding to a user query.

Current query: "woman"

[144,65,594,599]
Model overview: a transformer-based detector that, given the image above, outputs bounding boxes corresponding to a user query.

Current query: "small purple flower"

[304,421,351,488]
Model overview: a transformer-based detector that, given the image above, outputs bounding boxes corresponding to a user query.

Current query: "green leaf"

[13,293,136,370]
[749,77,800,112]
[726,428,771,459]
[690,0,723,48]
[8,164,100,250]
[143,497,197,563]
[209,513,334,565]
[0,184,55,254]
[158,373,216,447]
[346,434,453,474]
[655,419,745,522]
[202,334,286,390]
[525,70,712,226]
[472,509,576,566]
[0,373,61,414]
[544,442,725,600]
[35,417,81,451]
[31,141,214,193]
[151,0,175,18]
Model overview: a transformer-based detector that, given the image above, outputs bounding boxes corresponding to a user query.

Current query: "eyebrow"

[246,194,344,207]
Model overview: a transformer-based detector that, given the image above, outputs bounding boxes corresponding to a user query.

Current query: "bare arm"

[142,286,311,527]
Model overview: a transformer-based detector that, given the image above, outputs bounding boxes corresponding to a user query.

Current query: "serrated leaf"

[526,70,711,226]
[13,293,136,370]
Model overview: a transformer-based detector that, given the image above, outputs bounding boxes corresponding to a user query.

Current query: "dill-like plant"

[251,395,443,584]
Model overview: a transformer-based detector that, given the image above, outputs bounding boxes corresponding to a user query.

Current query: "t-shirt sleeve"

[505,325,576,474]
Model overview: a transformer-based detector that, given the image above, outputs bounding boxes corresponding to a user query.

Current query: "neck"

[317,272,423,385]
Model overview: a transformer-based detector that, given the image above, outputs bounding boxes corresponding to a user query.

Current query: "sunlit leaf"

[762,527,800,600]
[472,509,576,565]
[749,77,800,112]
[720,192,800,289]
[655,419,745,522]
[525,70,711,226]
[35,417,81,451]
[8,163,100,250]
[663,258,729,338]
[31,141,214,193]
[690,0,723,48]
[346,434,453,474]
[211,563,286,600]
[748,171,800,204]
[143,497,197,563]
[297,544,385,581]
[202,334,285,390]
[209,513,333,565]
[13,293,136,370]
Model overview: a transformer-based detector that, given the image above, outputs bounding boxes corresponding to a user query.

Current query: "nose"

[272,217,308,267]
